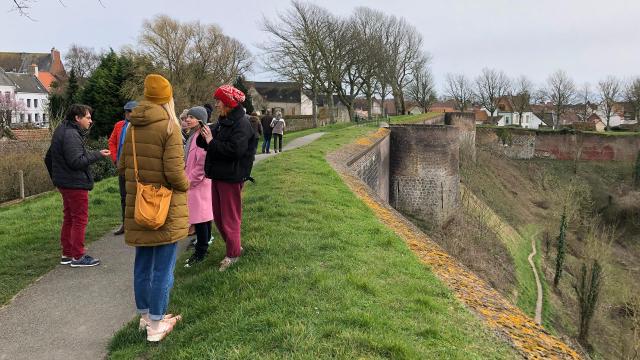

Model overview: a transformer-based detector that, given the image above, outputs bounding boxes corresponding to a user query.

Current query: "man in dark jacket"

[45,104,110,267]
[260,110,273,154]
[197,85,256,271]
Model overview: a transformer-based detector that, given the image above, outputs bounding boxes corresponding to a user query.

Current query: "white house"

[482,97,544,129]
[594,102,638,128]
[8,72,48,127]
[248,81,313,116]
[0,68,49,127]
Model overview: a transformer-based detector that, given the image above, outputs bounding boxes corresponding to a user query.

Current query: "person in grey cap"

[183,106,214,267]
[108,100,137,235]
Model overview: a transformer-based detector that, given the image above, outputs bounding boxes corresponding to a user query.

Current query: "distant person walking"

[183,106,214,267]
[118,74,188,342]
[249,111,262,153]
[44,104,111,267]
[197,84,257,271]
[108,100,138,235]
[271,111,286,153]
[260,110,273,153]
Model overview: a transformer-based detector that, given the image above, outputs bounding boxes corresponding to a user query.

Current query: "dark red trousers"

[58,188,88,259]
[211,181,243,258]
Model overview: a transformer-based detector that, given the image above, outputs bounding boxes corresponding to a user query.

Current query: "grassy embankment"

[108,123,515,359]
[462,148,637,358]
[0,128,329,307]
[387,112,442,124]
[0,179,121,306]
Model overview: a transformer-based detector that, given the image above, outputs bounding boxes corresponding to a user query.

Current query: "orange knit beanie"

[144,74,172,104]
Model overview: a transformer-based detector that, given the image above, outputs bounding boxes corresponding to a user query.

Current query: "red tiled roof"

[37,72,56,91]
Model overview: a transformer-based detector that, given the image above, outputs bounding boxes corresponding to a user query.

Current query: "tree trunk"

[328,93,336,124]
[311,90,318,128]
[347,105,354,123]
[366,93,373,121]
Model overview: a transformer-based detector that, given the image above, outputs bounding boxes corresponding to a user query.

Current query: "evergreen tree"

[80,50,133,139]
[233,76,254,114]
[574,260,603,350]
[554,208,568,287]
[63,69,81,108]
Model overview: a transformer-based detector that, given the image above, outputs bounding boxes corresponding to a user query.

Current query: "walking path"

[0,132,324,360]
[527,230,544,325]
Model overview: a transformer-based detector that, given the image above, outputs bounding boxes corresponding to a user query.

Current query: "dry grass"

[463,146,639,359]
[0,141,53,203]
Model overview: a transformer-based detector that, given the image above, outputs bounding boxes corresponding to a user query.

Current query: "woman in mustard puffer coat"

[118,74,188,342]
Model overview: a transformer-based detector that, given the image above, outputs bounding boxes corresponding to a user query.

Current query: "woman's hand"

[200,125,213,144]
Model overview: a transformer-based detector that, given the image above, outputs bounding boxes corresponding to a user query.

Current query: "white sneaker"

[219,257,239,272]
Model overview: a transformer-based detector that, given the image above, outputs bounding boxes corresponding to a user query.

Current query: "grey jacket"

[270,118,286,135]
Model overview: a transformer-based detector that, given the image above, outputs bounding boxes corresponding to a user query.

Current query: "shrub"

[86,137,117,182]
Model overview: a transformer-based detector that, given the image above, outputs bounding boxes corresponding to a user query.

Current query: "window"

[525,114,529,123]
[43,114,47,122]
[35,113,40,122]
[27,99,31,108]
[28,114,32,122]
[34,99,38,108]
[20,113,25,121]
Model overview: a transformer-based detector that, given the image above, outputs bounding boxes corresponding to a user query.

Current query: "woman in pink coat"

[183,106,213,267]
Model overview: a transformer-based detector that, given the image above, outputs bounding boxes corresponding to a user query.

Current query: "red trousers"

[58,188,88,259]
[211,181,243,258]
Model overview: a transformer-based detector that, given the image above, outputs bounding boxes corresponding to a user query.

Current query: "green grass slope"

[109,125,515,359]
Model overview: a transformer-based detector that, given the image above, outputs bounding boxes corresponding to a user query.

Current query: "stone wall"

[477,127,640,161]
[445,112,476,162]
[476,128,536,159]
[389,125,460,229]
[284,117,317,132]
[346,129,391,202]
[535,132,640,161]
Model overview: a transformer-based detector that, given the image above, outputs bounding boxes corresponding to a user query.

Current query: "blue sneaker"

[60,256,72,265]
[70,254,100,267]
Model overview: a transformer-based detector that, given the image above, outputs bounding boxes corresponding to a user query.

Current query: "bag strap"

[131,126,139,184]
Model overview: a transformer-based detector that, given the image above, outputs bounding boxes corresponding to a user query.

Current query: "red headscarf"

[213,85,246,108]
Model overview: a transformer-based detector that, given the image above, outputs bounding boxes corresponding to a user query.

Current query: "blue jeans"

[262,133,272,153]
[134,243,178,321]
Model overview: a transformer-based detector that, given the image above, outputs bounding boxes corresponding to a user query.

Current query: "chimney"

[29,64,39,77]
[50,47,65,77]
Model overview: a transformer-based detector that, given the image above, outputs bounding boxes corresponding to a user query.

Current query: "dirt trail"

[527,230,544,325]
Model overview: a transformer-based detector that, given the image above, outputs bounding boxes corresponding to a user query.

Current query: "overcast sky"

[3,0,639,92]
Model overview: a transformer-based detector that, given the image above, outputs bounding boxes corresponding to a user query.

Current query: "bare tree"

[577,83,595,121]
[64,44,101,79]
[624,77,640,122]
[10,0,104,19]
[137,15,251,111]
[532,87,547,105]
[320,14,361,122]
[598,76,622,131]
[406,58,436,113]
[261,1,335,124]
[445,73,473,111]
[475,68,511,118]
[384,15,424,115]
[351,7,386,120]
[545,70,576,129]
[511,75,532,126]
